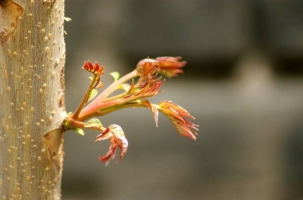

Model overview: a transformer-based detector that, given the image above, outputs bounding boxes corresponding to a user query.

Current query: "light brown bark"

[0,0,66,199]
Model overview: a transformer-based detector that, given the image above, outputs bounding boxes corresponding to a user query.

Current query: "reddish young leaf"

[155,56,186,77]
[158,100,198,140]
[95,124,128,166]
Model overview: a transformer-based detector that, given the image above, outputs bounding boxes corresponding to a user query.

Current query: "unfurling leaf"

[155,56,186,77]
[110,71,120,81]
[83,61,104,75]
[158,100,198,140]
[87,89,98,102]
[95,124,128,166]
[141,100,159,127]
[84,118,103,129]
[73,128,85,136]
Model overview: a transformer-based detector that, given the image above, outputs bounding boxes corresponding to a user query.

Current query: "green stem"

[64,117,104,132]
[72,74,99,119]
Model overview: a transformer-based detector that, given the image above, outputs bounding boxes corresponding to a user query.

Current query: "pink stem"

[81,69,138,114]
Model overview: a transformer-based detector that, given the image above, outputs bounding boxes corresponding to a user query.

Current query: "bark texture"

[0,0,66,199]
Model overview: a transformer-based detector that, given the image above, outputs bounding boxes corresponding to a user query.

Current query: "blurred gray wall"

[63,1,303,200]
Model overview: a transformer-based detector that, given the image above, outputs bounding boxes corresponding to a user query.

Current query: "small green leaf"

[64,17,72,22]
[73,128,85,136]
[88,76,93,81]
[84,118,103,129]
[87,89,98,102]
[110,72,120,81]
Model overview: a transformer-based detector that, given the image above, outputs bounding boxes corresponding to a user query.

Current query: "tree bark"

[0,0,66,199]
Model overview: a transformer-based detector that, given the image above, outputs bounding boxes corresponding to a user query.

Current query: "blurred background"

[63,0,303,199]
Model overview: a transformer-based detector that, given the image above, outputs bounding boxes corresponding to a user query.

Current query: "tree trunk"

[0,0,66,199]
